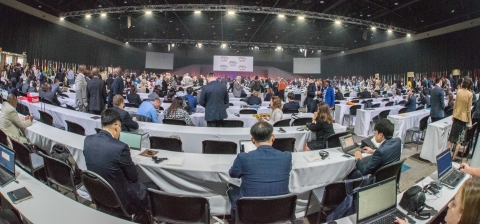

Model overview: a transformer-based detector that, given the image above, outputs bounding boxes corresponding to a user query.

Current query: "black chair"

[163,119,187,126]
[406,116,430,151]
[10,139,44,179]
[445,108,453,117]
[124,103,139,108]
[292,117,311,126]
[65,120,86,136]
[38,110,54,126]
[294,94,301,101]
[202,140,237,154]
[398,107,408,114]
[221,120,244,127]
[382,98,390,102]
[344,92,350,97]
[81,171,134,221]
[351,100,359,103]
[273,119,291,127]
[149,136,183,152]
[372,103,380,108]
[342,105,362,127]
[134,114,152,122]
[283,109,299,114]
[239,109,257,114]
[272,138,296,152]
[334,101,340,104]
[65,104,76,111]
[385,102,394,106]
[379,110,391,119]
[0,129,10,147]
[397,100,406,105]
[457,122,478,162]
[416,106,425,111]
[373,158,406,191]
[229,103,234,106]
[59,93,69,98]
[147,189,210,224]
[235,194,297,224]
[37,152,83,201]
[326,131,350,148]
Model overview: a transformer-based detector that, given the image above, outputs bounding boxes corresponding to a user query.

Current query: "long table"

[419,116,453,163]
[388,109,431,143]
[353,105,404,137]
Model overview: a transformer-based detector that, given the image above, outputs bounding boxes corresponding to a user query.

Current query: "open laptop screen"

[437,149,452,178]
[343,136,354,148]
[357,178,397,222]
[239,140,256,153]
[0,144,14,174]
[119,132,142,150]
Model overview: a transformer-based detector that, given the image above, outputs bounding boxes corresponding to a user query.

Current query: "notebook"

[167,157,184,166]
[7,187,32,204]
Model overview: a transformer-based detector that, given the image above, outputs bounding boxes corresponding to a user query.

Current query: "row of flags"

[31,59,113,73]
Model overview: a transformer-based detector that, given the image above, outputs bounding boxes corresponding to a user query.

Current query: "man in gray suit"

[430,77,445,122]
[233,76,243,98]
[75,65,88,112]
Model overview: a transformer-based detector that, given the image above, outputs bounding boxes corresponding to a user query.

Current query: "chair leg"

[305,191,312,217]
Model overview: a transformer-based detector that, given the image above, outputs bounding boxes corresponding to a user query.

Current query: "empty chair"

[385,102,394,107]
[457,123,478,161]
[37,152,83,201]
[351,100,359,103]
[133,114,152,122]
[229,103,234,106]
[163,119,187,126]
[202,140,237,154]
[397,100,406,105]
[221,120,244,128]
[344,92,350,97]
[445,108,453,117]
[147,189,210,224]
[292,117,311,126]
[294,94,301,101]
[38,110,54,126]
[398,107,408,114]
[342,105,362,127]
[66,104,76,111]
[374,158,406,191]
[406,116,430,151]
[239,109,257,114]
[149,136,182,152]
[10,139,44,178]
[326,131,350,148]
[235,194,297,224]
[273,119,291,127]
[372,103,380,108]
[124,103,139,108]
[0,129,10,147]
[282,109,299,114]
[81,171,134,221]
[334,101,341,104]
[272,138,296,152]
[382,98,390,102]
[65,120,86,136]
[379,110,391,119]
[58,93,69,98]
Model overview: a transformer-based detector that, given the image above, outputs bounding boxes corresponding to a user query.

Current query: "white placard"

[213,55,254,72]
[2,151,10,161]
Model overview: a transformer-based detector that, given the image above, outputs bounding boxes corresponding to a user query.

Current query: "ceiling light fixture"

[221,44,227,48]
[85,14,91,18]
[148,43,151,45]
[98,4,102,8]
[194,10,201,14]
[407,33,411,37]
[125,42,128,44]
[388,29,393,33]
[197,43,202,47]
[101,13,107,17]
[228,11,235,15]
[335,20,341,24]
[60,17,64,20]
[371,26,376,30]
[298,16,305,20]
[145,10,152,14]
[278,14,285,18]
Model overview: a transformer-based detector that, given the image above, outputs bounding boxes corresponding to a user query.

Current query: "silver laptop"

[357,177,415,224]
[239,140,256,153]
[0,143,15,187]
[119,132,144,151]
[339,134,362,156]
[436,149,466,189]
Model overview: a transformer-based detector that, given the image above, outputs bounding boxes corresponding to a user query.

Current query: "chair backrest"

[419,116,430,131]
[95,128,102,133]
[397,100,406,105]
[273,119,291,127]
[326,131,350,148]
[292,117,311,126]
[147,189,210,224]
[0,129,10,147]
[42,98,56,106]
[344,93,350,97]
[239,109,257,114]
[382,98,390,102]
[10,139,33,173]
[334,101,340,104]
[294,94,301,101]
[373,158,406,184]
[149,136,182,152]
[66,104,76,111]
[372,103,380,108]
[416,106,424,111]
[379,110,391,119]
[163,119,187,126]
[202,140,237,154]
[321,176,369,210]
[445,108,453,117]
[398,108,408,114]
[37,152,76,190]
[134,114,152,122]
[221,120,244,128]
[282,109,299,114]
[462,122,478,145]
[235,194,297,224]
[81,171,131,219]
[39,110,54,126]
[385,102,394,106]
[65,120,86,136]
[229,103,234,106]
[351,100,359,103]
[349,105,362,116]
[124,103,139,108]
[272,138,296,152]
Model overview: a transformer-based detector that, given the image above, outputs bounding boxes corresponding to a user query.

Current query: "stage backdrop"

[171,64,300,80]
[213,55,254,72]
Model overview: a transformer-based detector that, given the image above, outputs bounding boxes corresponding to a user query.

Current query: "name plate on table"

[167,157,184,166]
[397,114,409,117]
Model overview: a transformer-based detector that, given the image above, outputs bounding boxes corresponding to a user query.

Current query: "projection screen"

[213,55,254,72]
[145,52,174,69]
[293,58,321,74]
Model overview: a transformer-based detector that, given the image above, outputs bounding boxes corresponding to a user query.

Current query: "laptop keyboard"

[368,210,409,224]
[443,171,465,185]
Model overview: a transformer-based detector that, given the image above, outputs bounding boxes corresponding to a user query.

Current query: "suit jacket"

[127,93,142,107]
[453,88,473,123]
[113,107,139,132]
[199,80,229,121]
[283,101,300,111]
[404,95,417,112]
[39,90,60,106]
[324,86,335,107]
[108,76,124,103]
[87,77,107,112]
[0,102,32,145]
[233,81,243,98]
[335,91,345,100]
[75,73,88,108]
[356,137,401,176]
[305,83,316,106]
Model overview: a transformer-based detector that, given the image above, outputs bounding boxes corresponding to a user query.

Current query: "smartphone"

[342,154,352,158]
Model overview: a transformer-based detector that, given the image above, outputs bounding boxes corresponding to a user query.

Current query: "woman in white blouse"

[263,96,283,125]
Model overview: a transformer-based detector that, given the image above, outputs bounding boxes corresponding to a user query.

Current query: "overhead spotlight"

[221,44,227,48]
[276,46,282,50]
[101,13,107,17]
[145,10,152,14]
[98,4,102,8]
[298,16,305,20]
[371,26,376,30]
[148,43,151,45]
[334,20,341,24]
[278,14,285,18]
[85,14,91,18]
[194,10,201,14]
[125,42,129,44]
[320,1,324,3]
[341,51,345,53]
[394,2,398,5]
[407,33,411,37]
[387,29,392,33]
[60,17,65,20]
[227,11,235,15]
[197,43,202,48]
[124,0,127,3]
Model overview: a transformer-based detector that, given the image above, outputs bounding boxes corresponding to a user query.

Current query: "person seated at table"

[20,78,29,94]
[246,91,262,106]
[445,94,455,112]
[165,97,194,126]
[39,83,61,106]
[164,88,176,102]
[361,88,371,99]
[395,176,480,224]
[112,94,138,132]
[349,119,401,178]
[419,90,431,108]
[392,89,403,103]
[127,85,142,107]
[335,87,345,100]
[83,109,158,219]
[304,102,334,151]
[371,89,380,98]
[283,92,300,111]
[176,87,185,97]
[263,96,283,125]
[27,81,37,93]
[228,121,292,216]
[7,80,19,97]
[404,89,417,112]
[183,87,197,113]
[136,93,161,123]
[264,88,273,101]
[0,94,33,145]
[51,79,63,95]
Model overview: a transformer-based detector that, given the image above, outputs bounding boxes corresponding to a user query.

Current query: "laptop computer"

[357,177,416,224]
[0,143,15,187]
[239,140,256,153]
[436,149,466,189]
[339,134,363,156]
[119,132,143,151]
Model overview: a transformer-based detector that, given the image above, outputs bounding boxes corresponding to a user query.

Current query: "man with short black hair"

[350,119,401,178]
[112,94,138,132]
[324,80,335,107]
[228,122,292,216]
[183,87,197,112]
[335,87,345,100]
[86,68,107,115]
[199,72,229,127]
[430,77,445,122]
[283,92,300,111]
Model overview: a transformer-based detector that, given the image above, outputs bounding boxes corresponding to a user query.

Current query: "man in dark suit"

[361,88,372,99]
[305,80,316,108]
[228,122,292,215]
[112,94,139,132]
[283,92,300,111]
[86,68,107,115]
[350,119,401,178]
[199,72,229,127]
[108,67,124,108]
[430,78,445,122]
[83,109,156,216]
[39,83,61,106]
[404,89,417,112]
[335,87,345,100]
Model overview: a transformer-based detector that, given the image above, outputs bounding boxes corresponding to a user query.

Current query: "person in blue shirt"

[324,80,335,108]
[136,93,161,123]
[183,87,197,113]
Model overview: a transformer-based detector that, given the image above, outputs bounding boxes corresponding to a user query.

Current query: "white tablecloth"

[353,105,404,137]
[419,116,453,163]
[334,103,363,125]
[388,110,431,143]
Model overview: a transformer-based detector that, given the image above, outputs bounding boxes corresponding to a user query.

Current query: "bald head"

[113,67,122,77]
[91,68,100,78]
[7,94,17,108]
[78,65,86,74]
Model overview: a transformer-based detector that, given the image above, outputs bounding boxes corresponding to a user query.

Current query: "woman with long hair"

[304,102,335,151]
[263,96,283,125]
[165,97,194,126]
[264,88,273,101]
[449,78,473,160]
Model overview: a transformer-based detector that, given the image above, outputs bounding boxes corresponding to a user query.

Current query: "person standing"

[86,68,107,115]
[199,72,229,127]
[75,65,88,112]
[232,76,243,98]
[324,80,335,108]
[449,79,473,160]
[277,78,287,102]
[67,67,75,85]
[108,67,124,108]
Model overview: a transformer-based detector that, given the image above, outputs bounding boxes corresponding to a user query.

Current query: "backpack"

[50,144,82,185]
[253,81,262,92]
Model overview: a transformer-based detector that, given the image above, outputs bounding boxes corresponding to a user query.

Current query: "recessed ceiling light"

[101,13,107,17]
[38,5,42,8]
[145,10,152,14]
[194,10,201,14]
[228,11,235,15]
[335,20,341,24]
[125,42,128,44]
[371,26,376,30]
[148,43,151,45]
[388,29,393,33]
[320,1,324,3]
[394,2,398,5]
[98,4,102,7]
[124,0,127,3]
[298,16,305,20]
[367,14,371,17]
[85,14,91,18]
[407,33,411,37]
[278,14,285,18]
[451,10,455,13]
[60,17,64,20]
[221,44,227,48]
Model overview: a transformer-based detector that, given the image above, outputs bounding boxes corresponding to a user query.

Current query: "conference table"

[388,109,431,143]
[419,116,453,163]
[353,105,405,137]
